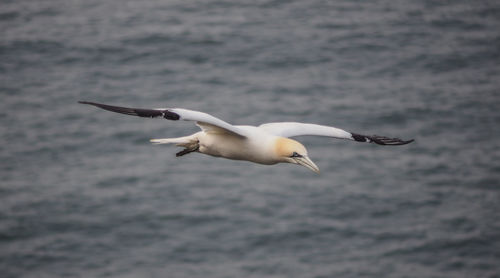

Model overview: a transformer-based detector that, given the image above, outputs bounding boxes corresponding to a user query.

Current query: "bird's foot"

[176,145,199,157]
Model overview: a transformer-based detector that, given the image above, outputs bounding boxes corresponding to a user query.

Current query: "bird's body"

[196,126,277,164]
[153,125,296,165]
[195,126,277,164]
[79,101,413,173]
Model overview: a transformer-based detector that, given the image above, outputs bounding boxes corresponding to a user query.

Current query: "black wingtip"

[78,100,180,120]
[369,135,414,146]
[352,133,414,146]
[79,101,101,107]
[404,139,415,145]
[78,100,153,117]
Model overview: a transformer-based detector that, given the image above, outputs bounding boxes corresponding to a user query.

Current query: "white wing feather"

[259,122,414,145]
[169,108,249,137]
[259,122,354,140]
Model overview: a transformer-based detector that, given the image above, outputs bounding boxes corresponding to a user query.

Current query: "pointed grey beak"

[294,156,320,174]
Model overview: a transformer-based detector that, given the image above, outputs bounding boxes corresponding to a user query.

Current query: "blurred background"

[1,0,499,277]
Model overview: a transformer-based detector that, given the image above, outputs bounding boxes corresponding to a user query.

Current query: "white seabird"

[79,101,413,173]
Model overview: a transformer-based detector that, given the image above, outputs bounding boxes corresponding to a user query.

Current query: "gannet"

[79,101,413,173]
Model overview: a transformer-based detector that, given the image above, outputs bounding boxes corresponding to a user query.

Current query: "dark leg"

[176,146,199,157]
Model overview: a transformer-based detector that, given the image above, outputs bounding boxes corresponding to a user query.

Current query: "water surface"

[1,0,500,277]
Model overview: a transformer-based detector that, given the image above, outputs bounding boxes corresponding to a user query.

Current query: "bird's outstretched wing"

[259,122,413,145]
[78,101,249,137]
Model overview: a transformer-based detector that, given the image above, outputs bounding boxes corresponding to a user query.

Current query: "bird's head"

[274,137,320,174]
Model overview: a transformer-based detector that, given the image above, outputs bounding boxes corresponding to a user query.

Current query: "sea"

[1,0,500,277]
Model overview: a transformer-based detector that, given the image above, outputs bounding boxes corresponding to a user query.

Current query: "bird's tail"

[150,138,178,144]
[150,135,198,148]
[150,135,200,157]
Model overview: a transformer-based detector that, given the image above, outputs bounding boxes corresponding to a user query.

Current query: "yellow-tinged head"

[274,137,320,174]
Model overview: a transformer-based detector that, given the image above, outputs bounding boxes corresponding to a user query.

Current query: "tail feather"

[150,138,183,145]
[150,135,199,148]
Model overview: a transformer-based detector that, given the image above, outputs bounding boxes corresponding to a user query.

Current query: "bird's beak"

[294,156,320,174]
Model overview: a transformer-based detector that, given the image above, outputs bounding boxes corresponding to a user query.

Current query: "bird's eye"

[290,152,302,158]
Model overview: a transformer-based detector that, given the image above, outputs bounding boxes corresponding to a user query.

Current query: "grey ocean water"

[1,0,500,277]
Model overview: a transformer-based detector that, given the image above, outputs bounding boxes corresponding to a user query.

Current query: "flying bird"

[79,101,413,173]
